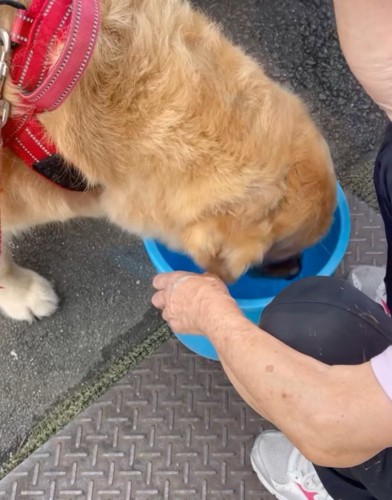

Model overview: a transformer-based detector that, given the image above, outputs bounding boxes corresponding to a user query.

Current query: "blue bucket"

[144,183,351,361]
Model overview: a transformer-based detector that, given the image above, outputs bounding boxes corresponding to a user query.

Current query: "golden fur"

[0,0,336,320]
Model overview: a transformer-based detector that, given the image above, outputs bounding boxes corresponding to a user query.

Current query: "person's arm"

[207,312,392,468]
[333,0,392,120]
[152,272,392,468]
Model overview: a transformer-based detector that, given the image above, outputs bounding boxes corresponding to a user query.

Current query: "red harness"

[2,0,100,190]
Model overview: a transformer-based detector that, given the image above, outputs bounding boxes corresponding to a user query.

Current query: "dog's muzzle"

[249,254,303,280]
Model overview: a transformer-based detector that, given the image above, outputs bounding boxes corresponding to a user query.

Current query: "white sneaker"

[347,265,390,316]
[251,431,333,500]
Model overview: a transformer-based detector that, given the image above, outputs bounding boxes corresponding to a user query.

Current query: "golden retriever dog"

[0,0,336,322]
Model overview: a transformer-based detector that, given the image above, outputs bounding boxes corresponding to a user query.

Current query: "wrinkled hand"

[152,272,240,335]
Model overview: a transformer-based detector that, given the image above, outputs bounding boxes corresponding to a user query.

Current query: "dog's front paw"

[0,267,59,322]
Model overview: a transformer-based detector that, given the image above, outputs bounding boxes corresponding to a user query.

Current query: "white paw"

[0,267,59,322]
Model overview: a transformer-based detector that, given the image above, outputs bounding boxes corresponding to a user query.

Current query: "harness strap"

[10,0,100,111]
[2,0,100,190]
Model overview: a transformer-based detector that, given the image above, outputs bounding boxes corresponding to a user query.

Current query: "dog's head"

[179,85,337,282]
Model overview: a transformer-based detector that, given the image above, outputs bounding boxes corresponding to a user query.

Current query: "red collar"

[2,0,100,190]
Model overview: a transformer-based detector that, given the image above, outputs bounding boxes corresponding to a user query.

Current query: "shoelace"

[301,471,331,500]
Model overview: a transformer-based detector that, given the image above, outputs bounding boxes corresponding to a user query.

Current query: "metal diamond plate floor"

[0,193,387,500]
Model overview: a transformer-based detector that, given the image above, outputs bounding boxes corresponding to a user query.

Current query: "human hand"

[151,271,240,335]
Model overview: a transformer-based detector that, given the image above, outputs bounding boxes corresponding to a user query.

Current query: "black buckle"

[33,154,89,192]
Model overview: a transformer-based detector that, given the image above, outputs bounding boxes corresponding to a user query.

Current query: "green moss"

[0,325,171,479]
